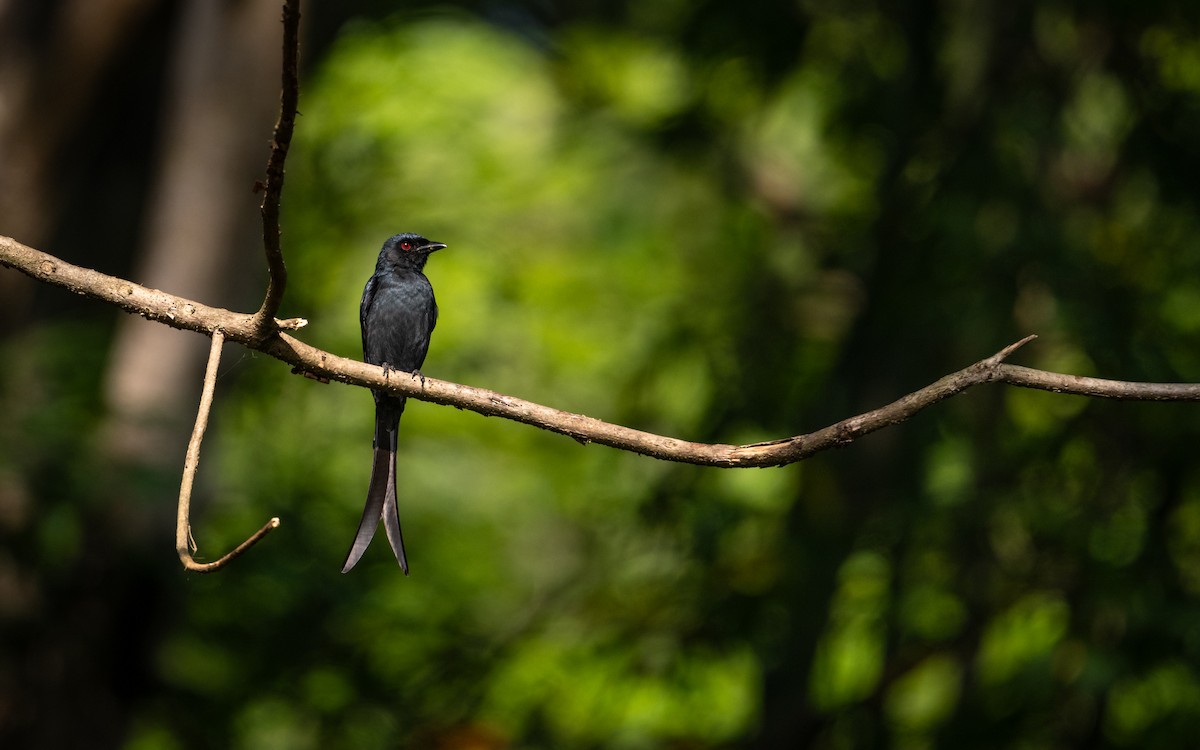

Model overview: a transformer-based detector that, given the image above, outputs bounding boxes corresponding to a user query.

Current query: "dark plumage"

[342,233,446,574]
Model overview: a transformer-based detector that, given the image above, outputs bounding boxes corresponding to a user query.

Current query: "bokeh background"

[3,0,1200,748]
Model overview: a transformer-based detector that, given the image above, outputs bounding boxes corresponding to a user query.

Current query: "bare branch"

[1,236,270,339]
[5,235,1200,472]
[997,364,1200,401]
[176,329,280,572]
[250,0,301,337]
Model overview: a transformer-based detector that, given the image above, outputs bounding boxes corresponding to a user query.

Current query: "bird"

[342,232,446,574]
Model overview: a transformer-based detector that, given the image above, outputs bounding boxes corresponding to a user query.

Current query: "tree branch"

[176,330,280,573]
[6,235,1200,471]
[997,364,1200,400]
[250,0,301,338]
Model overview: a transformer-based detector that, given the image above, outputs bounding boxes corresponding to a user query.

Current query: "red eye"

[400,241,412,250]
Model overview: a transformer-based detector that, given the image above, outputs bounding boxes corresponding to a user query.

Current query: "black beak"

[424,242,447,253]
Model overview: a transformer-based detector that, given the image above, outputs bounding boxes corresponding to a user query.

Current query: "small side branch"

[998,364,1200,400]
[251,0,302,336]
[176,330,280,573]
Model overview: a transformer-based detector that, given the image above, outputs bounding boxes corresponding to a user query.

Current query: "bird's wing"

[360,273,379,355]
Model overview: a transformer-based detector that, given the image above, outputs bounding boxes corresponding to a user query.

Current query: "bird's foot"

[410,369,426,388]
[381,362,395,381]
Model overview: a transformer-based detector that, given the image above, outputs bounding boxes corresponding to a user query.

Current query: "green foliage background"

[6,1,1200,748]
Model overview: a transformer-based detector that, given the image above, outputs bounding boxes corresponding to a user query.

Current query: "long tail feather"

[341,443,390,573]
[381,472,409,575]
[342,398,406,573]
[381,411,409,574]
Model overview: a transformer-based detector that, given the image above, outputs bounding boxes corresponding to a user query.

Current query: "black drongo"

[342,232,446,574]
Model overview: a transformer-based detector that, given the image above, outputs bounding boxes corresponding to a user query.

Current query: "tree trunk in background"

[0,3,288,746]
[102,0,282,463]
[0,0,158,331]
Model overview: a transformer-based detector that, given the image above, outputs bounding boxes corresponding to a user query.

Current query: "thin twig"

[176,330,280,573]
[250,0,301,337]
[997,364,1200,400]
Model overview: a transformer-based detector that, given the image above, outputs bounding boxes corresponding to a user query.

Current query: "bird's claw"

[410,369,426,388]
